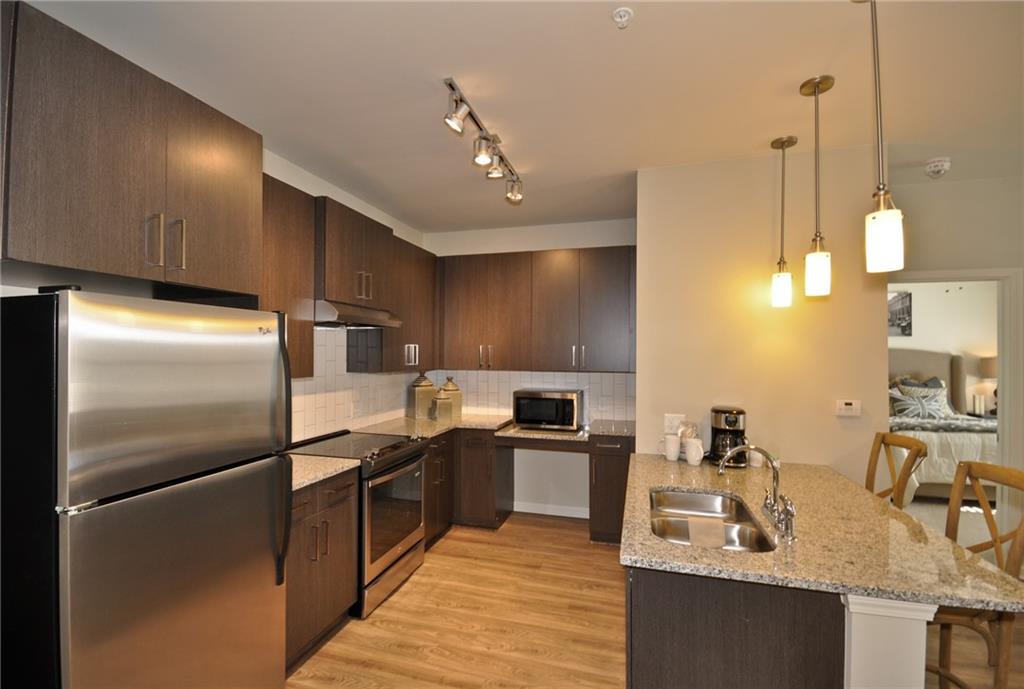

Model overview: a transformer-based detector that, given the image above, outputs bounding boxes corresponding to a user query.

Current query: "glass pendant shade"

[804,250,832,297]
[771,271,793,308]
[865,208,904,272]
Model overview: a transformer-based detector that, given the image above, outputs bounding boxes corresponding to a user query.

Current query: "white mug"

[683,438,704,466]
[664,434,681,461]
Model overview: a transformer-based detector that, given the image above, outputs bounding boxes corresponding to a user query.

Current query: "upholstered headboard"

[888,349,967,414]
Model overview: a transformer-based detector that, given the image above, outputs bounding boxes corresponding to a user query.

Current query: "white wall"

[263,149,424,247]
[888,280,999,408]
[422,218,635,256]
[636,146,889,483]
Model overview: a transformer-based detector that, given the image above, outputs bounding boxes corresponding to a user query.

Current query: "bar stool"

[865,432,928,509]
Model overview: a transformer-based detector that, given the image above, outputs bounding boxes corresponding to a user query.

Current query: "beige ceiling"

[38,1,1023,232]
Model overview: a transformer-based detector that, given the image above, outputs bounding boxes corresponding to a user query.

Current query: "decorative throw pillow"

[898,376,945,389]
[894,384,956,418]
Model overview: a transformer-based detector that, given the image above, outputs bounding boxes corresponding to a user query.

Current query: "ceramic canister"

[440,376,462,422]
[409,373,436,420]
[433,387,453,424]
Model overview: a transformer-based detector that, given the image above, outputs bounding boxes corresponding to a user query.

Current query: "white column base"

[842,594,937,689]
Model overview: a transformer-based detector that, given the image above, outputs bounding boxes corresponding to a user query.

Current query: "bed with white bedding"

[887,348,999,495]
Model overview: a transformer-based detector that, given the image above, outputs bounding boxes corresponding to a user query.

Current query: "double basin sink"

[650,490,775,553]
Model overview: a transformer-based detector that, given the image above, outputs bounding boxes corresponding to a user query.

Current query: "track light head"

[505,179,523,203]
[486,151,504,178]
[473,136,492,166]
[444,96,470,134]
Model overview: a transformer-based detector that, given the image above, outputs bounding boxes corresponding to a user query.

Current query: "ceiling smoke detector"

[924,157,951,179]
[612,7,634,30]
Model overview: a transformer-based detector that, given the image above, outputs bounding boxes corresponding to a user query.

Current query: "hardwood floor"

[286,512,1021,689]
[287,513,625,689]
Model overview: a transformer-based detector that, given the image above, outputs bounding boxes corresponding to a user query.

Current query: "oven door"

[363,457,425,583]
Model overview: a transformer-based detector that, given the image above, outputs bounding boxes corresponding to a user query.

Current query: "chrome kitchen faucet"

[718,445,796,542]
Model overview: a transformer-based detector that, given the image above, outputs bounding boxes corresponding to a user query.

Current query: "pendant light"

[800,75,835,297]
[770,136,798,308]
[856,0,905,272]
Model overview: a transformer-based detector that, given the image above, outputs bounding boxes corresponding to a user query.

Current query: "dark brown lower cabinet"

[626,567,844,689]
[589,435,635,543]
[424,432,455,547]
[286,470,358,669]
[454,430,513,529]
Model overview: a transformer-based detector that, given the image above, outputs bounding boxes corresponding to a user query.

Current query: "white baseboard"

[513,501,589,519]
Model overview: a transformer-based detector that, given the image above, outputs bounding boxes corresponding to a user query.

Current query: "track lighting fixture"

[800,75,835,298]
[444,94,471,134]
[473,136,492,166]
[443,77,523,204]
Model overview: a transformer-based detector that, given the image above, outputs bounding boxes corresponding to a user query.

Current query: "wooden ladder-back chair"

[865,432,928,509]
[926,461,1024,689]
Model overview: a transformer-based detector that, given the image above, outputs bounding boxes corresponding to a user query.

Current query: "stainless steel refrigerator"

[1,289,292,689]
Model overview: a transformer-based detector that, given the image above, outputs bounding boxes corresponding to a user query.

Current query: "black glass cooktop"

[290,432,409,460]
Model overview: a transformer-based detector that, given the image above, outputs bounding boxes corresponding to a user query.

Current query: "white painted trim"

[842,594,937,689]
[889,267,1023,535]
[513,502,589,519]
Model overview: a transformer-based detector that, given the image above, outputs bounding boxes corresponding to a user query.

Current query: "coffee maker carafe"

[710,406,747,466]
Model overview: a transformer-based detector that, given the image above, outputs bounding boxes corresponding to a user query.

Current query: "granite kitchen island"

[620,453,1024,689]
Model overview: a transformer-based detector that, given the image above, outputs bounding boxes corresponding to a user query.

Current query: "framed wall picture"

[887,291,912,336]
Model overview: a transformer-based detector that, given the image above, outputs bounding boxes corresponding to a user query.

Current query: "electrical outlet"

[835,400,862,418]
[664,413,686,434]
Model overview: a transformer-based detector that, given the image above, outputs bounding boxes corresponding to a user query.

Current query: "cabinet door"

[579,246,632,373]
[164,86,263,294]
[317,482,358,627]
[262,175,315,378]
[414,247,438,370]
[530,249,580,372]
[442,255,490,370]
[423,445,441,545]
[589,453,630,543]
[319,197,365,305]
[455,431,496,526]
[285,508,319,666]
[437,435,455,533]
[362,218,393,310]
[486,252,532,371]
[382,237,416,371]
[5,4,167,281]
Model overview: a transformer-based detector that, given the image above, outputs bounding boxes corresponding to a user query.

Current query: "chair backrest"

[865,432,928,509]
[946,461,1024,580]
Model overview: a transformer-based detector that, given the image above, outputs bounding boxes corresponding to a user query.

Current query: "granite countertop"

[352,414,513,439]
[495,419,635,443]
[289,454,360,491]
[620,453,1024,612]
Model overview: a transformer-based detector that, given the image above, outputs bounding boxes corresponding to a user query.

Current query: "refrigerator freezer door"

[59,291,288,506]
[60,457,287,689]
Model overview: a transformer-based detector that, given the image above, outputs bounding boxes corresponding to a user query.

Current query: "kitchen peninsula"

[620,454,1024,689]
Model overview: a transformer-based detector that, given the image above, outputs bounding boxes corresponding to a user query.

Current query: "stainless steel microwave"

[512,389,586,431]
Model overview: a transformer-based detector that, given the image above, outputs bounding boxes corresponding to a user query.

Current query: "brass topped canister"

[440,376,462,422]
[408,373,435,420]
[433,386,453,424]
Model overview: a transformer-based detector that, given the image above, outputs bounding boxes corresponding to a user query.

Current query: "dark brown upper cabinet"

[530,246,634,373]
[442,253,531,371]
[261,175,315,378]
[383,237,436,372]
[3,4,263,295]
[315,197,393,310]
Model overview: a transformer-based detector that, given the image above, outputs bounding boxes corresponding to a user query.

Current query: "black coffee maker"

[709,405,747,466]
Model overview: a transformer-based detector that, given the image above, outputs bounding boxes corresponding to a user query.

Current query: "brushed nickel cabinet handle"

[438,457,445,483]
[321,520,329,555]
[581,345,586,370]
[479,345,484,368]
[366,272,373,301]
[595,442,623,449]
[174,218,187,270]
[145,213,165,267]
[571,345,576,368]
[414,344,420,367]
[487,345,493,368]
[591,461,596,486]
[310,524,319,561]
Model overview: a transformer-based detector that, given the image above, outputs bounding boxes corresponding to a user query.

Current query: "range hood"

[314,299,402,329]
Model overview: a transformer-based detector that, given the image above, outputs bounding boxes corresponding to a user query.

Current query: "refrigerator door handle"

[276,454,293,586]
[276,311,292,452]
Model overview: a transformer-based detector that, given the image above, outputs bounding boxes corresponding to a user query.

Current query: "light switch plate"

[835,400,862,417]
[664,413,686,434]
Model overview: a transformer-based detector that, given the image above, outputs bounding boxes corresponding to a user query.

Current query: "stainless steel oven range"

[290,431,429,618]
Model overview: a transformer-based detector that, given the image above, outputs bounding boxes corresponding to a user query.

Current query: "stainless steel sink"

[649,490,776,553]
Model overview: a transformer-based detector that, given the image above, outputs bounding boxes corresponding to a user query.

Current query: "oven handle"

[366,454,425,488]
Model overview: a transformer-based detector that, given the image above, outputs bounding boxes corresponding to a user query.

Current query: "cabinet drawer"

[291,486,317,522]
[589,435,635,455]
[316,470,358,510]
